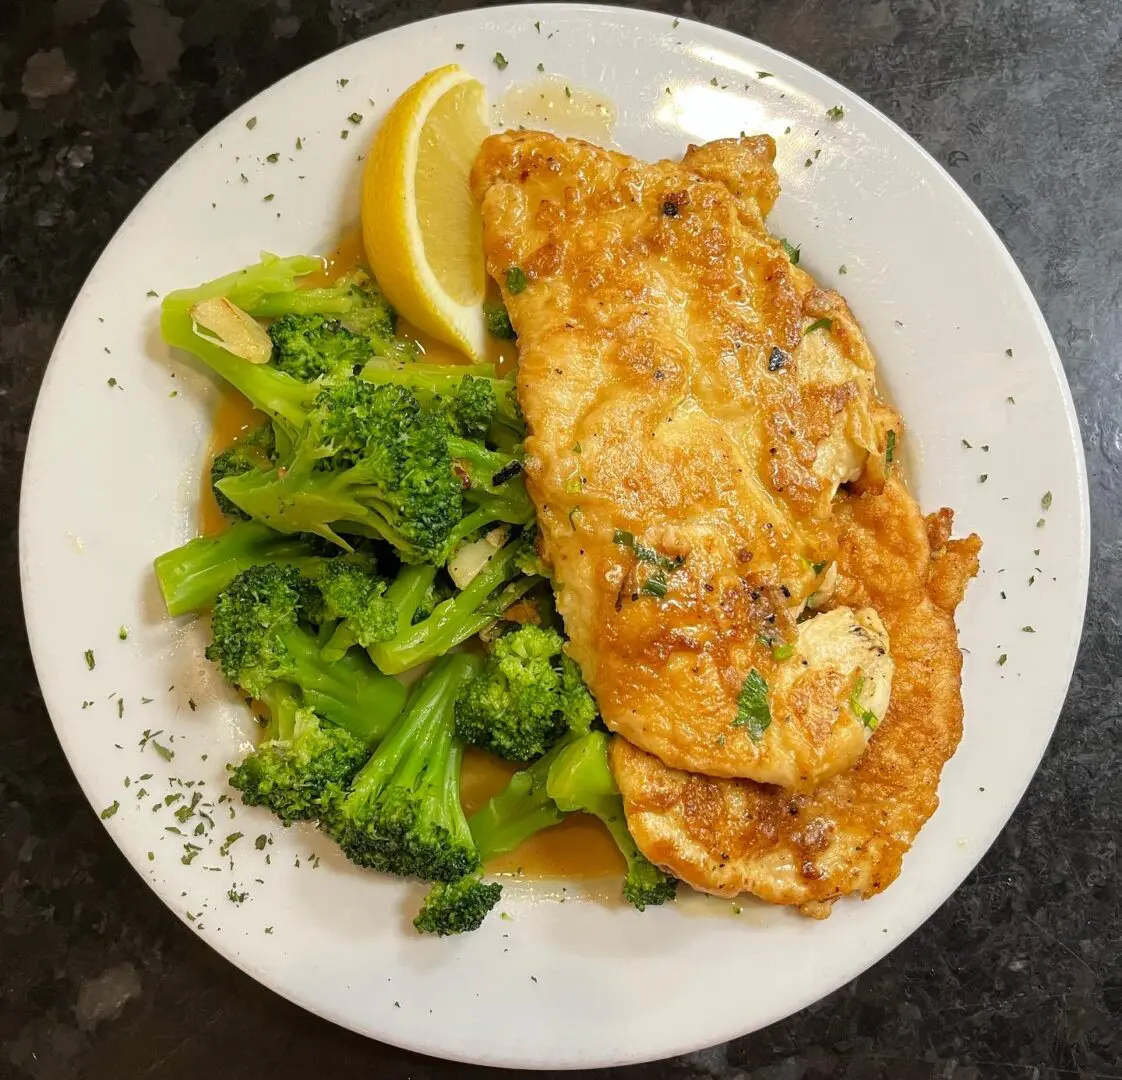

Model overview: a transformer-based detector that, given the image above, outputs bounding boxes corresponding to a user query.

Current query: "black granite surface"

[2,1,1120,1076]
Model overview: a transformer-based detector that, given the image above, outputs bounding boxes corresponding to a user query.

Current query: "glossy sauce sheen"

[201,231,618,881]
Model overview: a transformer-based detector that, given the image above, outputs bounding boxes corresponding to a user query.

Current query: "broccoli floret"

[466,659,597,859]
[323,653,482,881]
[330,269,399,346]
[154,522,328,617]
[228,683,370,824]
[205,564,406,737]
[483,301,516,341]
[448,375,498,440]
[360,357,522,436]
[307,554,399,659]
[454,625,571,761]
[559,655,599,731]
[209,424,277,519]
[413,874,503,936]
[546,732,678,911]
[215,378,465,563]
[268,313,372,382]
[368,532,541,675]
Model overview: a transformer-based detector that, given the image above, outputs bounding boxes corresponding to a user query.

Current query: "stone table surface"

[1,1,1119,1077]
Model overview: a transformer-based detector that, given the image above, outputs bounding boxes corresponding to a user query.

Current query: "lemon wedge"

[362,65,489,361]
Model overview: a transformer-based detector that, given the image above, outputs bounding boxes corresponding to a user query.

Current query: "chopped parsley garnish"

[266,152,279,163]
[348,112,363,124]
[455,42,464,50]
[804,317,832,334]
[493,52,509,70]
[84,649,95,671]
[255,834,269,850]
[564,86,572,100]
[1041,491,1053,511]
[613,530,682,573]
[295,137,303,150]
[641,571,668,599]
[849,675,879,729]
[107,377,118,387]
[219,832,244,857]
[757,71,773,79]
[733,669,771,740]
[118,626,129,640]
[997,654,1008,666]
[263,193,275,201]
[537,62,545,72]
[339,130,349,140]
[338,78,349,87]
[506,266,529,294]
[886,430,896,464]
[100,800,120,820]
[1005,348,1013,357]
[979,474,988,483]
[780,238,800,264]
[1022,625,1036,633]
[827,105,845,120]
[146,289,158,298]
[245,116,257,130]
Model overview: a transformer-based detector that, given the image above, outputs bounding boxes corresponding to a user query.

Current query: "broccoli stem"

[246,287,355,318]
[468,750,566,861]
[161,253,325,312]
[367,541,539,675]
[154,522,325,616]
[279,625,407,742]
[161,305,316,440]
[258,682,302,741]
[546,733,678,910]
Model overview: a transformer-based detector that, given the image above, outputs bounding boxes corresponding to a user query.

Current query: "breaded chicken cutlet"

[472,130,979,913]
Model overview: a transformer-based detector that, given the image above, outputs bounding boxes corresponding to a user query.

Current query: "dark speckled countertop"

[2,1,1119,1077]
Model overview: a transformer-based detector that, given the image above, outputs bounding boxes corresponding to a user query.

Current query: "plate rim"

[18,3,1091,1067]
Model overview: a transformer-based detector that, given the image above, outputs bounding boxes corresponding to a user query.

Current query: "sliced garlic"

[190,297,272,364]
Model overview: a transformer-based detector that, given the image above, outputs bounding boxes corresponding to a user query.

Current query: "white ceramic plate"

[20,4,1089,1069]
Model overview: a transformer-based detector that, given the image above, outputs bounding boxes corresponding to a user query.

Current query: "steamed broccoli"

[322,653,482,881]
[483,301,516,341]
[468,748,567,861]
[414,874,503,936]
[360,357,522,437]
[546,732,678,911]
[227,682,370,824]
[367,532,541,675]
[154,521,328,617]
[209,424,277,519]
[205,563,406,736]
[268,313,372,382]
[215,378,465,563]
[447,438,535,547]
[454,624,572,761]
[307,553,398,660]
[467,662,596,859]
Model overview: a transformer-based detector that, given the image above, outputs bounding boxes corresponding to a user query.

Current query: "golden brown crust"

[611,474,981,913]
[473,131,896,788]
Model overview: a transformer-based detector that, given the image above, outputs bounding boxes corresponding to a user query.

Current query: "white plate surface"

[20,4,1089,1069]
